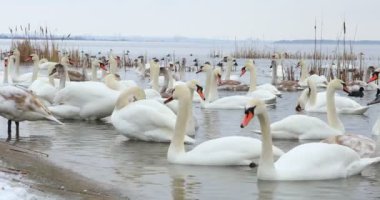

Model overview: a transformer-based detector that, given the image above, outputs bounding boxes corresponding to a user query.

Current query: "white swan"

[164,84,283,166]
[219,56,241,85]
[297,60,328,88]
[1,57,11,85]
[111,86,195,143]
[48,65,120,120]
[241,98,380,181]
[257,79,348,140]
[201,67,254,109]
[0,85,62,140]
[241,60,277,104]
[298,78,369,115]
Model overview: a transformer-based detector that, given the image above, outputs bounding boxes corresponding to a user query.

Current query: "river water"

[0,41,380,199]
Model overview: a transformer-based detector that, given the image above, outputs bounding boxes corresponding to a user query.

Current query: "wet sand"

[0,140,127,200]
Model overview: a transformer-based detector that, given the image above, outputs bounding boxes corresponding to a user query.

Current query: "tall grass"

[9,24,77,63]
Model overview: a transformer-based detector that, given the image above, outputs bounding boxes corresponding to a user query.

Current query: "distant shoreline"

[1,36,380,45]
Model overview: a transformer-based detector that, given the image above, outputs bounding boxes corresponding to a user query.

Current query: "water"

[1,41,380,199]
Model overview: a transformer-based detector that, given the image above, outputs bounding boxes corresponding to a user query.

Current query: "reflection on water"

[0,60,380,199]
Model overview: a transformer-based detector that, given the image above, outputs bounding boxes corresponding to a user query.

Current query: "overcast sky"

[1,0,379,40]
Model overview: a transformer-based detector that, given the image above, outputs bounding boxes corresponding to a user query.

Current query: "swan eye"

[196,85,203,92]
[244,106,255,114]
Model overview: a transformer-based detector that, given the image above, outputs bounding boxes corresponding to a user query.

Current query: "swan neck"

[225,61,232,80]
[300,63,308,81]
[271,60,277,85]
[31,60,39,82]
[151,65,159,92]
[15,56,20,76]
[258,111,275,177]
[59,72,66,90]
[91,63,97,81]
[169,95,191,155]
[3,63,8,84]
[208,72,219,102]
[249,67,257,92]
[204,70,212,100]
[309,81,317,106]
[326,86,344,132]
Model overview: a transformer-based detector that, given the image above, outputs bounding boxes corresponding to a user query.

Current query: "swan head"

[92,59,107,71]
[295,88,310,111]
[368,69,380,83]
[49,64,66,77]
[11,49,20,57]
[186,80,206,100]
[240,99,266,128]
[296,60,305,68]
[240,59,255,77]
[164,84,191,104]
[328,79,350,94]
[25,53,39,62]
[196,62,212,74]
[61,55,73,66]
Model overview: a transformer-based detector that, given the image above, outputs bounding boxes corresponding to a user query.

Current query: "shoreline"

[0,140,126,200]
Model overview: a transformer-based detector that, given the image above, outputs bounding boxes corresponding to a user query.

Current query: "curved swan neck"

[169,92,191,156]
[225,61,233,80]
[115,87,146,110]
[258,111,275,178]
[32,59,40,82]
[308,80,317,106]
[326,85,345,132]
[249,65,257,92]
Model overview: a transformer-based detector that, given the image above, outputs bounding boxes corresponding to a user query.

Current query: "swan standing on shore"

[164,84,283,166]
[0,85,62,140]
[241,99,380,180]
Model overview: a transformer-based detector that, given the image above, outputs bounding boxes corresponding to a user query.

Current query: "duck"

[241,98,380,181]
[240,60,277,104]
[297,78,369,114]
[111,86,195,143]
[254,79,349,140]
[348,87,364,98]
[0,85,62,140]
[164,84,283,166]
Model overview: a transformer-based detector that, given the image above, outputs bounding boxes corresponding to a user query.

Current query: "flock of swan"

[1,49,380,181]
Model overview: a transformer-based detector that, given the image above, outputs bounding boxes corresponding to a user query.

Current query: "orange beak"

[240,112,254,128]
[368,73,378,83]
[197,88,206,100]
[164,96,174,104]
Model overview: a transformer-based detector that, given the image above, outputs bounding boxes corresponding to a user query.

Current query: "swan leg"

[7,120,12,141]
[15,122,20,139]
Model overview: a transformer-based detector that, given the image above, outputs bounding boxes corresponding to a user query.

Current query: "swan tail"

[347,157,380,176]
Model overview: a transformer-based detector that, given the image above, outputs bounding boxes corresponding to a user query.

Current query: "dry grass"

[9,24,78,63]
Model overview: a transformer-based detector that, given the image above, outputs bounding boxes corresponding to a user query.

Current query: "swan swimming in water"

[111,86,195,143]
[241,98,380,181]
[163,84,283,166]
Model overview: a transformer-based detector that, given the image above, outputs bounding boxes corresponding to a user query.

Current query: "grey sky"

[1,0,379,40]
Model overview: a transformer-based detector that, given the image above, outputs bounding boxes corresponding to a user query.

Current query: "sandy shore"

[0,141,127,200]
